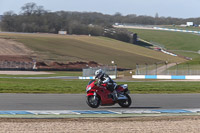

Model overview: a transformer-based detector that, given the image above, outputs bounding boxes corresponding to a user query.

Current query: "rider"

[95,69,118,100]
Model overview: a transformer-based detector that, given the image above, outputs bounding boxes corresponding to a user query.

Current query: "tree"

[155,13,159,18]
[21,2,37,15]
[1,3,200,34]
[1,11,17,31]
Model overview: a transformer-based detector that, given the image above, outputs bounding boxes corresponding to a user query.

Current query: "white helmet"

[95,69,104,78]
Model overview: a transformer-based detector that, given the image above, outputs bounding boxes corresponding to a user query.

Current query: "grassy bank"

[128,28,200,62]
[0,33,185,68]
[0,78,200,93]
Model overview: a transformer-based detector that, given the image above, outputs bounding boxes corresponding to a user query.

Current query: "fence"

[136,63,200,75]
[0,61,33,70]
[82,66,117,77]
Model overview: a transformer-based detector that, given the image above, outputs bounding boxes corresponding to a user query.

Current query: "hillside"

[128,28,200,60]
[0,32,185,69]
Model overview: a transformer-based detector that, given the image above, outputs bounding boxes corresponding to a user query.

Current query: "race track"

[0,93,199,110]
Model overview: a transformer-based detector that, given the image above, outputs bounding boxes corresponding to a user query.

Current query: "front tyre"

[118,94,132,108]
[86,95,100,108]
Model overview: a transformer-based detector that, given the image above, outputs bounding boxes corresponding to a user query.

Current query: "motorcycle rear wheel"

[118,94,132,108]
[86,95,100,108]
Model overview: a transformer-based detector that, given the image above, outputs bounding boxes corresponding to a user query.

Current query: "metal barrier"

[82,66,117,77]
[136,63,200,75]
[153,27,200,34]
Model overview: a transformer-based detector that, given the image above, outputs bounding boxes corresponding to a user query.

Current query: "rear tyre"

[118,94,132,108]
[86,95,100,108]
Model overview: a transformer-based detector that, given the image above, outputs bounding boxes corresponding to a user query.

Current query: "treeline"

[1,2,200,35]
[0,3,107,35]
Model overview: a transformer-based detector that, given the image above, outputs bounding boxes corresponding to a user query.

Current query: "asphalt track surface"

[0,93,199,110]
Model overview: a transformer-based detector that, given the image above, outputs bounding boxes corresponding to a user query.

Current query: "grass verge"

[0,78,200,93]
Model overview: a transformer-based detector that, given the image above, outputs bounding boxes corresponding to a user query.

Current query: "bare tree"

[21,2,37,15]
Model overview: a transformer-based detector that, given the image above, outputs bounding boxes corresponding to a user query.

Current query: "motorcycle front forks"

[93,92,97,100]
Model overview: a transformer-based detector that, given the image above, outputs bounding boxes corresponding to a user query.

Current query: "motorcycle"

[86,80,132,108]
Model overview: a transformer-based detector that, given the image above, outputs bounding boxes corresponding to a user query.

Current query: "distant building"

[58,31,67,35]
[186,22,194,26]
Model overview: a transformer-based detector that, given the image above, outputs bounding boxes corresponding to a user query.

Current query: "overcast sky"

[0,0,200,18]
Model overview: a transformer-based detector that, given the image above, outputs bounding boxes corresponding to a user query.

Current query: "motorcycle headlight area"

[86,86,92,92]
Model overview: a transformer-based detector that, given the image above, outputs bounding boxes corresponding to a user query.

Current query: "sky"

[0,0,200,18]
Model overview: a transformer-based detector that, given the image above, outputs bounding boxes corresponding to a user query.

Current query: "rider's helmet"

[95,69,104,78]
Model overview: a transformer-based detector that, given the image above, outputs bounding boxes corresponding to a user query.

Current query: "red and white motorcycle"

[86,80,132,108]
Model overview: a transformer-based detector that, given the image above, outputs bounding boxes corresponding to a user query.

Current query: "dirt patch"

[0,38,33,56]
[0,115,200,133]
[0,38,101,70]
[36,61,100,70]
[0,38,35,69]
[0,55,33,62]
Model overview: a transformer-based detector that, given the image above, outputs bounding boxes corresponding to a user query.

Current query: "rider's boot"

[111,90,118,101]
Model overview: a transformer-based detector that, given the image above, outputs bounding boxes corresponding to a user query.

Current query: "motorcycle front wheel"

[86,95,100,108]
[118,94,132,108]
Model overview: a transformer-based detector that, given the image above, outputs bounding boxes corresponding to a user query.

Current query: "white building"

[58,31,67,35]
[186,22,194,26]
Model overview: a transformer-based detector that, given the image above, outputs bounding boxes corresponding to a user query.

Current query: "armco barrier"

[79,76,95,80]
[132,75,200,80]
[153,27,200,34]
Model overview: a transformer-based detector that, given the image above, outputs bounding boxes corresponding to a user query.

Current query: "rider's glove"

[97,80,102,86]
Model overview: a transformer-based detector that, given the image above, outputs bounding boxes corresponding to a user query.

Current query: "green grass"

[127,81,200,93]
[128,28,200,63]
[0,78,200,93]
[129,29,200,51]
[0,78,86,93]
[0,33,185,69]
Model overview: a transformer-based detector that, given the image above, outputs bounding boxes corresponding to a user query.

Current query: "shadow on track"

[97,107,161,110]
